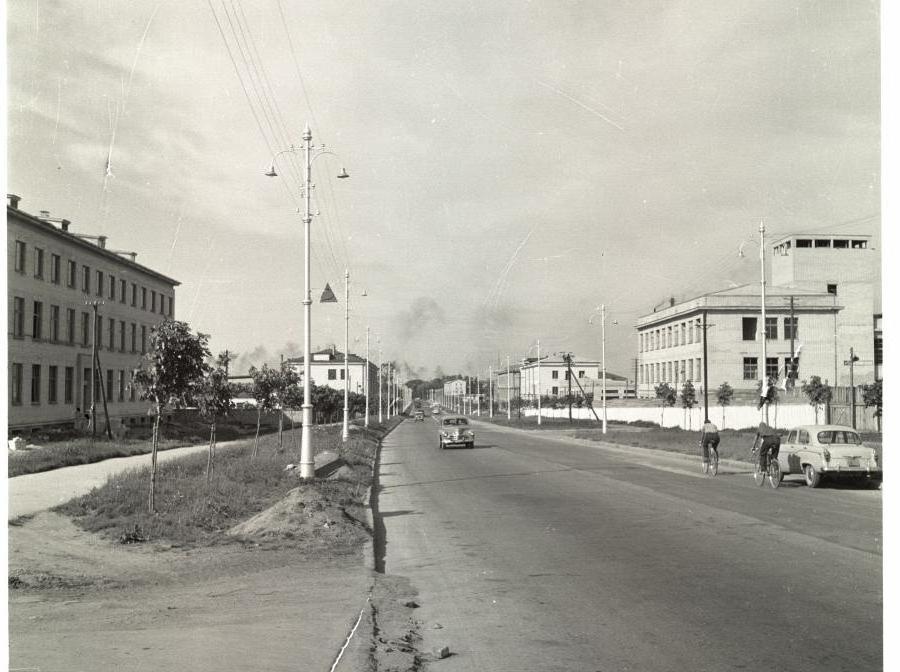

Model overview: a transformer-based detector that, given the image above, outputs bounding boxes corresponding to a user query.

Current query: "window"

[48,366,58,403]
[131,323,137,352]
[328,369,337,380]
[578,370,585,378]
[141,325,147,354]
[15,240,27,273]
[50,305,60,341]
[564,370,571,380]
[742,317,757,341]
[151,290,157,313]
[827,283,837,295]
[798,430,810,445]
[833,239,849,249]
[106,369,114,403]
[108,317,115,349]
[81,312,91,346]
[67,308,76,344]
[34,247,45,278]
[64,367,74,404]
[743,357,758,380]
[785,357,798,380]
[851,239,867,249]
[681,323,687,346]
[67,259,77,287]
[32,301,43,339]
[141,287,147,309]
[13,297,25,337]
[82,368,91,407]
[50,253,61,284]
[130,371,136,401]
[764,317,777,340]
[783,317,798,341]
[11,364,23,405]
[552,370,559,379]
[31,364,42,404]
[131,283,138,307]
[551,386,559,396]
[766,357,779,380]
[119,321,126,351]
[120,279,127,303]
[795,239,812,248]
[814,239,830,248]
[82,265,91,293]
[118,370,126,402]
[96,270,104,297]
[340,369,345,380]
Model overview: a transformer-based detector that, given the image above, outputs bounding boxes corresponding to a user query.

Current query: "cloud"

[395,297,446,342]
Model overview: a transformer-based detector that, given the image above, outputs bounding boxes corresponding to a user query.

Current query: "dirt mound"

[227,485,361,542]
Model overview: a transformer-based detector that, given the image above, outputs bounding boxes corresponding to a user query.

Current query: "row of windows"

[639,356,799,385]
[11,297,154,354]
[773,238,868,255]
[9,363,137,406]
[641,316,800,351]
[13,239,174,316]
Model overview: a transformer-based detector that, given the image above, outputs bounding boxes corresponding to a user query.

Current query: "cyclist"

[751,422,780,472]
[699,418,720,468]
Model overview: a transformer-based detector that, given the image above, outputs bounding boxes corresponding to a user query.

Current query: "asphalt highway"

[376,417,882,672]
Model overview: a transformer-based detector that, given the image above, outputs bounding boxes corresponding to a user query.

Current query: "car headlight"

[440,431,449,437]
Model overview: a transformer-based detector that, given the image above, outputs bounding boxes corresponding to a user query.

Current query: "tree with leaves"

[680,381,697,430]
[195,365,234,483]
[248,364,280,457]
[861,379,882,432]
[655,382,677,427]
[133,320,210,513]
[273,362,301,452]
[716,382,734,427]
[801,376,832,424]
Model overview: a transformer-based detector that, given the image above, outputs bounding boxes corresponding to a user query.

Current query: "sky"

[6,0,883,380]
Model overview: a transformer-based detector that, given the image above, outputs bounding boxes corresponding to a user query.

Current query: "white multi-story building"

[635,232,879,397]
[286,348,378,402]
[7,195,178,432]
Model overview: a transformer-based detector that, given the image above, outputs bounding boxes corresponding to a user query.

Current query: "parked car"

[777,424,881,488]
[413,410,425,422]
[438,416,475,449]
[432,407,441,415]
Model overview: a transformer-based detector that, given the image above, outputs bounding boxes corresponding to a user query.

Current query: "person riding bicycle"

[699,418,720,466]
[751,422,780,471]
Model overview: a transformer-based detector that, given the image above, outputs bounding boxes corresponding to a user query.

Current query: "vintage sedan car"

[777,424,881,488]
[413,410,425,422]
[438,415,475,449]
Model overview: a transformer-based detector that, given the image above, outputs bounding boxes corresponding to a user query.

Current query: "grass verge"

[52,418,403,550]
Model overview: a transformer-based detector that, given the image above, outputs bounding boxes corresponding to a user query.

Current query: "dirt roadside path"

[7,437,378,672]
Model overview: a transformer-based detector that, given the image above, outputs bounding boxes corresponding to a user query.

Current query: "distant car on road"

[778,424,881,488]
[432,407,441,415]
[413,410,425,422]
[438,415,475,449]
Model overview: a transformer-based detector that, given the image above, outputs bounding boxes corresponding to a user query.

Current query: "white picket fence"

[522,403,820,431]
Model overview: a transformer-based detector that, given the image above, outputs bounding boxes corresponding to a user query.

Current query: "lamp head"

[337,167,350,179]
[265,166,278,177]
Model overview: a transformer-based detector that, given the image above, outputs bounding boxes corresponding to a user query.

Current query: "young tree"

[801,376,832,424]
[281,380,305,451]
[654,383,677,426]
[133,320,210,513]
[273,362,301,452]
[861,379,882,432]
[680,381,697,430]
[248,364,279,457]
[195,366,234,483]
[716,382,734,427]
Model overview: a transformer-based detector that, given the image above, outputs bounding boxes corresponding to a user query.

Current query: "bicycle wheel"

[767,457,782,489]
[710,448,719,476]
[752,458,766,486]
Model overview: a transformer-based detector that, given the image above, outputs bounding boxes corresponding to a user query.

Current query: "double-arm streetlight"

[266,125,349,478]
[589,305,618,434]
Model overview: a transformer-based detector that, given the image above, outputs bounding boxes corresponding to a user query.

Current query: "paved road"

[377,418,882,671]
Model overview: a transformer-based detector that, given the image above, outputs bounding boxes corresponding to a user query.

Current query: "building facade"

[7,196,178,432]
[635,232,879,398]
[287,348,378,402]
[518,356,628,398]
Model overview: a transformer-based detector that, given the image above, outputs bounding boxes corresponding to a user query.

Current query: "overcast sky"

[7,0,882,379]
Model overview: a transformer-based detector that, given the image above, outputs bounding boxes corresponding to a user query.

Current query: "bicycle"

[751,445,781,489]
[700,441,719,476]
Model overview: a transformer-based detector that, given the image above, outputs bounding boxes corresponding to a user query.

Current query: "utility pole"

[378,345,383,424]
[702,310,709,421]
[601,304,608,434]
[788,295,796,390]
[847,347,860,429]
[537,339,542,426]
[506,356,511,420]
[489,364,493,418]
[759,221,769,424]
[86,300,101,440]
[365,327,370,428]
[563,353,573,423]
[342,269,350,441]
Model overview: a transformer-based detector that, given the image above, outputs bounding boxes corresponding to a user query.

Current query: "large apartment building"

[635,232,880,397]
[286,348,378,403]
[7,195,179,432]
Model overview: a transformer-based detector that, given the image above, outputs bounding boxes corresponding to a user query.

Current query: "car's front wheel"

[804,464,822,488]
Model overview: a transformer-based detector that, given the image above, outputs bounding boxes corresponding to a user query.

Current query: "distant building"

[286,348,378,401]
[443,379,466,397]
[635,232,880,398]
[518,356,628,398]
[7,195,178,432]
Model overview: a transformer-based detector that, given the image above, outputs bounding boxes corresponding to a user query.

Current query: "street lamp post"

[378,343,383,423]
[507,355,511,421]
[489,365,493,418]
[342,269,350,441]
[759,221,769,424]
[365,326,370,428]
[266,126,348,478]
